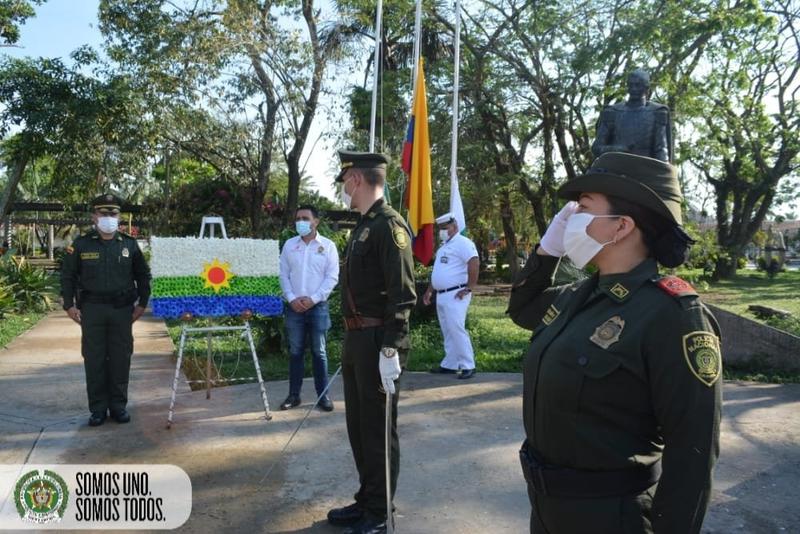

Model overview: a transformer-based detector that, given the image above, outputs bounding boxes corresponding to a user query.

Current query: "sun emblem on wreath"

[201,258,234,293]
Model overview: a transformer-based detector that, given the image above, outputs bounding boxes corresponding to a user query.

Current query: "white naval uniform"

[431,233,478,371]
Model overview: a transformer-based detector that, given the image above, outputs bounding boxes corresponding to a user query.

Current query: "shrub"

[0,276,15,317]
[0,256,54,312]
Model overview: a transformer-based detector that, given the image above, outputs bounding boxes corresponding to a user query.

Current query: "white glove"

[379,348,401,395]
[539,201,579,257]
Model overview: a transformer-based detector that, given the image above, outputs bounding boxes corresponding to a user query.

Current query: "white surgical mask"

[295,220,312,237]
[562,212,619,269]
[97,216,119,234]
[340,179,354,209]
[439,230,450,242]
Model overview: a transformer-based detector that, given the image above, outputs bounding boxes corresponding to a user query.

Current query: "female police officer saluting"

[508,152,722,533]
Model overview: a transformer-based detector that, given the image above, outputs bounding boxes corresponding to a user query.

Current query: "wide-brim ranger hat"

[335,150,390,182]
[90,193,124,214]
[557,152,683,226]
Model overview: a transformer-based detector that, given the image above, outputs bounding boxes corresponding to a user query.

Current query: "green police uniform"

[509,153,722,533]
[337,152,416,522]
[60,194,151,419]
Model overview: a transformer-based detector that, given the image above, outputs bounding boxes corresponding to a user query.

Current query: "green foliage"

[0,275,15,317]
[0,0,44,46]
[0,256,54,312]
[763,315,800,337]
[0,309,47,349]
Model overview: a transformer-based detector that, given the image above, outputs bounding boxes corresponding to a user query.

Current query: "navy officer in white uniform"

[423,213,480,379]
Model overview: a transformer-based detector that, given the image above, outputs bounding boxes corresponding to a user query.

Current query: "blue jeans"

[285,301,332,397]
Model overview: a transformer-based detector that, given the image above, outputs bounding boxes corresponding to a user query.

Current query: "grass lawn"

[0,310,49,349]
[405,295,529,373]
[690,269,800,317]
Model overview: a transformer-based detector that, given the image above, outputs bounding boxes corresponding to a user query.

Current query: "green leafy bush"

[0,276,16,317]
[0,257,54,312]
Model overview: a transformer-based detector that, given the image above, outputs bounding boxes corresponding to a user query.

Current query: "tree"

[687,0,800,278]
[0,53,154,223]
[100,0,346,234]
[0,0,44,47]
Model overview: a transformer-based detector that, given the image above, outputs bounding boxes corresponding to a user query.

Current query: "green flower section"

[152,275,281,297]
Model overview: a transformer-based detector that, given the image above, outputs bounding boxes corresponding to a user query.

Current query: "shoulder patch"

[654,275,697,298]
[682,331,722,386]
[392,225,408,249]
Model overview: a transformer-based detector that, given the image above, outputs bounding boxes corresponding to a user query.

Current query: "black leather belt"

[436,284,467,294]
[519,440,661,498]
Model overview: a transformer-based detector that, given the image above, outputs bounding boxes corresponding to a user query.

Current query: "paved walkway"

[0,312,798,532]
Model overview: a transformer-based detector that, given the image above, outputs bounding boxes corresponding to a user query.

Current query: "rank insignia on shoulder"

[542,304,560,326]
[655,276,697,297]
[682,331,721,386]
[392,226,408,249]
[590,316,625,349]
[358,228,370,242]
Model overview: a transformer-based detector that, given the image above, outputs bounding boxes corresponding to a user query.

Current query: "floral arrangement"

[150,237,282,318]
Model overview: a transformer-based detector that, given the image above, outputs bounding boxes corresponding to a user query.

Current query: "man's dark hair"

[295,204,319,218]
[359,167,386,187]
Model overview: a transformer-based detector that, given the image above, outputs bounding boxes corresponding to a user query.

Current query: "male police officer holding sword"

[326,151,416,534]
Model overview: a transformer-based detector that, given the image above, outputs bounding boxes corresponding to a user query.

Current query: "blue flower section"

[151,295,284,318]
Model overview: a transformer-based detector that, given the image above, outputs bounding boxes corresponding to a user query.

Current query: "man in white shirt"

[278,205,340,411]
[422,213,480,379]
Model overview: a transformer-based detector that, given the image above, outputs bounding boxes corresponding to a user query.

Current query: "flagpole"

[411,0,423,90]
[449,0,461,183]
[368,0,384,153]
[449,0,466,232]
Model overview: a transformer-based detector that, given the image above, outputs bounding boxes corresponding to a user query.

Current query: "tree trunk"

[713,255,738,280]
[0,152,30,225]
[500,189,519,280]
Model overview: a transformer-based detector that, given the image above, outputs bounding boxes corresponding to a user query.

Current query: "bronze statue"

[592,69,672,162]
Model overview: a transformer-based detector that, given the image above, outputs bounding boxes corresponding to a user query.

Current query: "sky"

[4,0,344,202]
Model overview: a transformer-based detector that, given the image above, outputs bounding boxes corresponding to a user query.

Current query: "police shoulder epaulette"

[652,275,697,298]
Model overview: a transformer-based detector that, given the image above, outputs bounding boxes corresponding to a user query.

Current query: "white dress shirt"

[431,234,478,290]
[279,233,340,305]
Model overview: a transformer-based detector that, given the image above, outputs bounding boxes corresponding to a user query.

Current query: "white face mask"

[562,212,619,269]
[439,229,450,242]
[97,216,119,234]
[340,178,355,209]
[295,220,312,237]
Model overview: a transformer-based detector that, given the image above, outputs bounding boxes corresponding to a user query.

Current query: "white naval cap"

[435,212,456,225]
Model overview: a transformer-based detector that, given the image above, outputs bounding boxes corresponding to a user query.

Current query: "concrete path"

[0,312,798,533]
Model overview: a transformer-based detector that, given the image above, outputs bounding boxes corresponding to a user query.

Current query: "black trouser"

[341,327,400,519]
[526,480,657,533]
[80,302,134,414]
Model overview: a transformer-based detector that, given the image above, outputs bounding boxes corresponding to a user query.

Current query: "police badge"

[122,247,130,258]
[590,316,625,349]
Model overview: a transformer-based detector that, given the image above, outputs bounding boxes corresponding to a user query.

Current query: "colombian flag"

[402,58,435,265]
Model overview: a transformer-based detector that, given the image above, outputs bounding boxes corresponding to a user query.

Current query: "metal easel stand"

[165,216,272,428]
[166,323,272,428]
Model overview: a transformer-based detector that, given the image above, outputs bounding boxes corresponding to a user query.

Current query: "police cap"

[91,193,124,214]
[335,150,389,182]
[558,152,683,225]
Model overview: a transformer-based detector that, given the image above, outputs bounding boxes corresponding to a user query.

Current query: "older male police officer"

[61,194,151,427]
[423,213,479,378]
[326,151,416,534]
